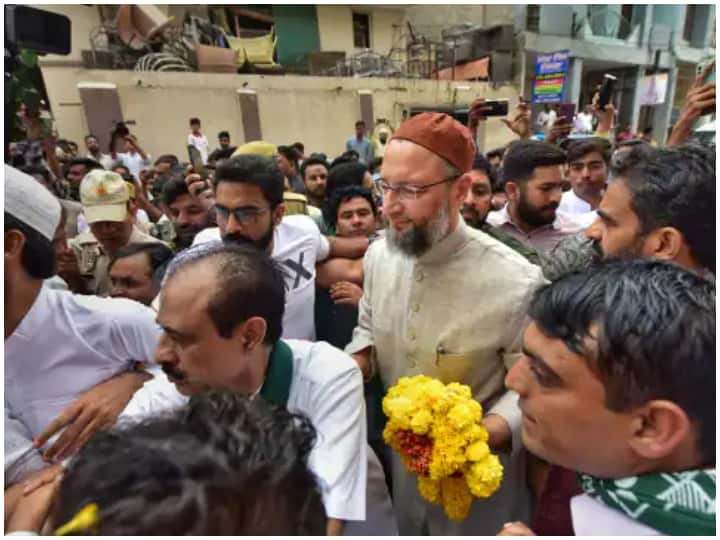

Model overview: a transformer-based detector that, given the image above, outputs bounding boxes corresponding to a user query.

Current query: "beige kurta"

[346,218,547,534]
[69,225,165,297]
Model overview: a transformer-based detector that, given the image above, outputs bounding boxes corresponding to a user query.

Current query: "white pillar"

[566,57,583,105]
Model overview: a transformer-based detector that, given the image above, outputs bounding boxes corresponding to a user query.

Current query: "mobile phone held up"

[697,57,715,85]
[187,145,208,181]
[483,99,509,117]
[597,74,617,111]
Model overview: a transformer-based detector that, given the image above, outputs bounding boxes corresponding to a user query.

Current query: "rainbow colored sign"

[533,50,569,103]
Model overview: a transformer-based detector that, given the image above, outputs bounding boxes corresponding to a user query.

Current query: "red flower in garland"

[395,429,433,476]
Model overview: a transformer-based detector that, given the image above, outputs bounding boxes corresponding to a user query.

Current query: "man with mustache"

[346,112,546,534]
[192,154,370,341]
[486,140,587,253]
[161,176,215,249]
[523,142,716,534]
[461,154,543,267]
[542,143,715,282]
[154,243,397,535]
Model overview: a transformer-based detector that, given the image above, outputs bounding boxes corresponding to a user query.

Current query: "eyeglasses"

[569,161,606,172]
[377,175,460,201]
[214,205,270,225]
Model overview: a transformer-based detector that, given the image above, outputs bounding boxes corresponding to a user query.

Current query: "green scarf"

[578,469,716,535]
[259,340,294,408]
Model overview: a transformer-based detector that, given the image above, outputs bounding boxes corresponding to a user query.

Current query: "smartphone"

[483,99,509,117]
[597,74,617,111]
[187,145,208,181]
[558,103,576,122]
[697,57,715,85]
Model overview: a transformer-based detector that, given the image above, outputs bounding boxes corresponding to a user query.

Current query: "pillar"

[629,65,646,134]
[565,57,583,106]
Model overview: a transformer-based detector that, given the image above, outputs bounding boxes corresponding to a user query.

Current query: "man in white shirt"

[192,154,371,341]
[84,134,114,170]
[155,242,397,536]
[187,117,209,164]
[117,134,152,180]
[502,259,715,536]
[486,140,587,253]
[535,104,557,135]
[4,165,184,481]
[557,138,610,226]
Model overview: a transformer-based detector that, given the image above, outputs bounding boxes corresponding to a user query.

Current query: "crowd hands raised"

[4,63,715,535]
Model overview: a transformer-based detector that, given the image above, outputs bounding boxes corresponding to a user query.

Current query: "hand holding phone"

[597,74,617,111]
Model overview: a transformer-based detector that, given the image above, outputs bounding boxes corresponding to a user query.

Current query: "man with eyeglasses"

[557,138,610,225]
[192,154,370,341]
[345,112,546,535]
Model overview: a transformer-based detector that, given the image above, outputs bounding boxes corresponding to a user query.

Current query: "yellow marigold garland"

[383,375,504,521]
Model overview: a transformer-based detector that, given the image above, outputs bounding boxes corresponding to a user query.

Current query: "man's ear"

[628,400,693,462]
[5,230,25,262]
[235,316,268,352]
[273,204,285,225]
[453,173,471,206]
[642,227,685,262]
[505,181,520,202]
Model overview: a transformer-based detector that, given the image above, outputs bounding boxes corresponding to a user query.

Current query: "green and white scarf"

[579,469,716,536]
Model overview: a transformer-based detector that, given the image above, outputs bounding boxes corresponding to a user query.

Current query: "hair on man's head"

[55,391,326,535]
[163,243,287,344]
[214,154,285,209]
[529,258,715,465]
[610,143,715,273]
[501,140,566,185]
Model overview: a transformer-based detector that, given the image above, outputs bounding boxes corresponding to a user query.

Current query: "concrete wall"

[39,67,520,159]
[316,5,405,57]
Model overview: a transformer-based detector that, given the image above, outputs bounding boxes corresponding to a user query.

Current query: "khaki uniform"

[69,226,165,296]
[346,219,547,534]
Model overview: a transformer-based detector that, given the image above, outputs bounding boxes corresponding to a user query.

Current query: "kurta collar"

[259,339,294,408]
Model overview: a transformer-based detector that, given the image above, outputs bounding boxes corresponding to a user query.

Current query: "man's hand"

[545,116,573,145]
[34,371,150,461]
[482,414,512,452]
[351,348,372,382]
[185,172,215,211]
[592,102,615,134]
[468,98,494,133]
[21,463,63,496]
[330,281,363,306]
[668,61,715,146]
[497,521,536,536]
[501,100,532,140]
[6,470,62,534]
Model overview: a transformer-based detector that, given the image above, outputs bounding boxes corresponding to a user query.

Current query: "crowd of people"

[3,60,716,536]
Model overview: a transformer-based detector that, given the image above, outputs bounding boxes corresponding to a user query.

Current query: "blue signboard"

[533,50,569,103]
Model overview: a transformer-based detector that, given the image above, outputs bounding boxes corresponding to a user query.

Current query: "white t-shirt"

[117,151,152,181]
[558,190,599,227]
[193,215,331,340]
[4,287,162,439]
[188,132,210,164]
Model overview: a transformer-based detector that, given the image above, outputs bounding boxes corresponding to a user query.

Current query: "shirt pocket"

[433,345,473,384]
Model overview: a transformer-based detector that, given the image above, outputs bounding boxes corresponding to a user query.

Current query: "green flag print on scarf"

[579,469,716,536]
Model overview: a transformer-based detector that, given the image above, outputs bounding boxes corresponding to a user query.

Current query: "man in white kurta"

[4,165,184,483]
[345,113,547,534]
[154,242,397,535]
